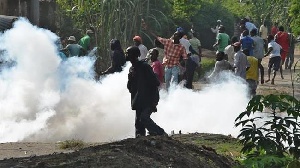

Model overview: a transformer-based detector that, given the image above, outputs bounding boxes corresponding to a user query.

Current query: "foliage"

[222,0,290,31]
[58,139,85,149]
[170,0,201,22]
[235,94,300,167]
[221,0,251,19]
[289,0,300,35]
[191,1,236,50]
[56,0,175,74]
[239,154,292,168]
[247,0,289,26]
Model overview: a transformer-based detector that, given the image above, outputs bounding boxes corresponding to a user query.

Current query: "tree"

[222,0,290,30]
[289,0,300,35]
[170,0,201,22]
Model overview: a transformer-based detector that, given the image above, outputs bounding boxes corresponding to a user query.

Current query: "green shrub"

[235,94,300,167]
[238,154,292,168]
[58,139,85,150]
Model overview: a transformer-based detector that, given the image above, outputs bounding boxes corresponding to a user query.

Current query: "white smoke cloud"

[156,74,249,137]
[0,19,250,143]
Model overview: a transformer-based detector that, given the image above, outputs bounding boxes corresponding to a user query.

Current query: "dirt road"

[257,50,300,98]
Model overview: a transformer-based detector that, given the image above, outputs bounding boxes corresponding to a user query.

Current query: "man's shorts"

[268,56,281,71]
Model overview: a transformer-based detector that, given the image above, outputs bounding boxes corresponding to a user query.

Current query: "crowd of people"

[209,17,297,96]
[52,17,298,137]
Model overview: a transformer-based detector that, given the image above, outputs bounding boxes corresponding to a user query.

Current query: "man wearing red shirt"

[156,32,187,89]
[275,26,289,79]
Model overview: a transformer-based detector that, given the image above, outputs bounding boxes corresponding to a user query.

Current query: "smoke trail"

[0,19,250,143]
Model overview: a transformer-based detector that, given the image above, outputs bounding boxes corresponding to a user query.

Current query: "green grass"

[173,133,243,159]
[192,138,242,158]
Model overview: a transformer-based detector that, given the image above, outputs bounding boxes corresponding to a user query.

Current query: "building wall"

[6,0,31,18]
[0,0,8,15]
[0,0,56,31]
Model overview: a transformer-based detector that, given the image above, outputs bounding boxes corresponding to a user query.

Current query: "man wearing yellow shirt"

[243,49,258,97]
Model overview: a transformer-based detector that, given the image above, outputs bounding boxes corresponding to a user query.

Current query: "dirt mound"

[0,136,237,168]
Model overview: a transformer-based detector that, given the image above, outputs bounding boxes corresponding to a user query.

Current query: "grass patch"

[58,139,85,150]
[192,137,242,158]
[173,133,243,159]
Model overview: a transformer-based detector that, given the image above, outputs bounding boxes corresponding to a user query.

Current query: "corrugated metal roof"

[0,15,18,31]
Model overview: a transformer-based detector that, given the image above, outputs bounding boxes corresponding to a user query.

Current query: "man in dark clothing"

[102,39,126,74]
[126,46,166,137]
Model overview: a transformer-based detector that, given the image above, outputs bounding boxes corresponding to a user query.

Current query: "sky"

[0,18,250,143]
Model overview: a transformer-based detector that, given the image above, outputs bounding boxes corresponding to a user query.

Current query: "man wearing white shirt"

[133,36,148,61]
[264,35,282,85]
[224,36,239,65]
[240,18,257,36]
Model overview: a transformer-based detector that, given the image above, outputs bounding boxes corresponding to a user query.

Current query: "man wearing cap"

[61,36,83,57]
[133,35,148,61]
[78,29,93,55]
[126,46,166,137]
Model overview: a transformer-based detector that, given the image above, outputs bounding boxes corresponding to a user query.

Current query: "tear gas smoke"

[0,19,250,143]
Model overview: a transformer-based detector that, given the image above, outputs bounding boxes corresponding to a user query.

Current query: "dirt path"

[257,50,300,98]
[0,142,73,160]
